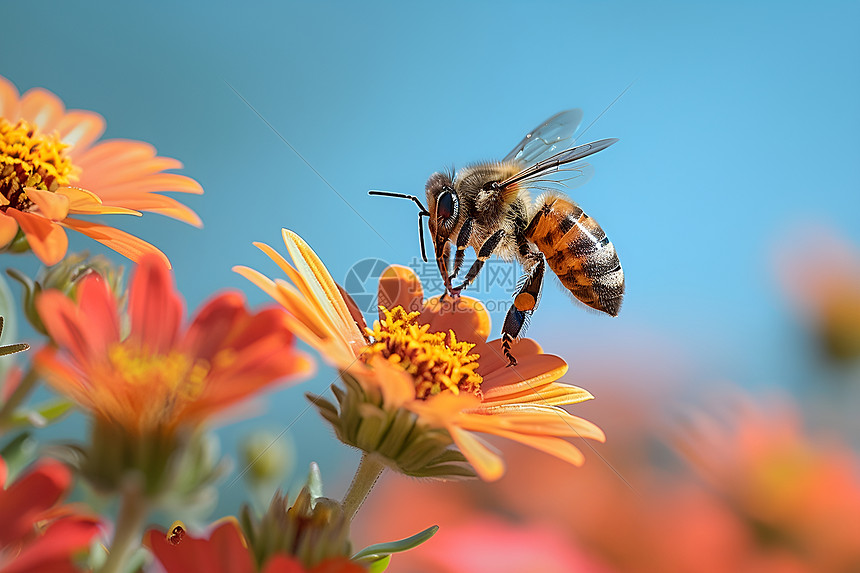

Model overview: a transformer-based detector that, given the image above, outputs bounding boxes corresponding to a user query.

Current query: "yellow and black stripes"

[525,194,624,316]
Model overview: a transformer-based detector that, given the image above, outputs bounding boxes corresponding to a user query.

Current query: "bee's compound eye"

[437,191,455,220]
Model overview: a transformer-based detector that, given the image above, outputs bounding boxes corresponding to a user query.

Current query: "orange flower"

[34,253,312,437]
[146,520,366,573]
[235,230,604,481]
[0,74,202,266]
[679,399,860,572]
[775,228,860,362]
[0,456,101,573]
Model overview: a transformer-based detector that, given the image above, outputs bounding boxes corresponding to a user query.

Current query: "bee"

[370,109,623,366]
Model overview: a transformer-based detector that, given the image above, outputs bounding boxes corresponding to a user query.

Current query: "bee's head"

[425,172,459,243]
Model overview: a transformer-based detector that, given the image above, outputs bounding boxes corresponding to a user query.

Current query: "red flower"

[146,521,365,573]
[0,456,101,573]
[34,254,312,436]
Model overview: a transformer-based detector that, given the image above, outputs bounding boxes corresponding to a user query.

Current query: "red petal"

[3,516,102,573]
[147,521,255,573]
[127,254,184,353]
[36,274,117,362]
[0,460,71,546]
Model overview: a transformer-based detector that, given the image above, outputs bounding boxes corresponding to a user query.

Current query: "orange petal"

[482,382,593,407]
[281,229,366,351]
[420,295,491,343]
[55,110,105,154]
[60,218,171,268]
[251,242,355,347]
[480,353,568,394]
[81,155,183,186]
[232,266,332,347]
[449,426,505,481]
[489,429,586,466]
[0,211,20,248]
[57,186,141,216]
[19,88,65,133]
[0,75,20,119]
[87,173,204,197]
[7,209,68,265]
[95,192,201,226]
[466,406,606,441]
[75,140,157,171]
[476,338,543,375]
[27,188,70,221]
[378,265,424,314]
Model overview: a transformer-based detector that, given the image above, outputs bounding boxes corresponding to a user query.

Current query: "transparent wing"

[523,160,595,192]
[502,109,584,165]
[500,138,618,189]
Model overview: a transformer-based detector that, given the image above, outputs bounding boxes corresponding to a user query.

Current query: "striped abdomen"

[524,194,624,316]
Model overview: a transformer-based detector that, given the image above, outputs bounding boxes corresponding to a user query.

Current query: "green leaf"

[8,399,74,428]
[353,525,439,562]
[367,555,391,573]
[0,432,37,481]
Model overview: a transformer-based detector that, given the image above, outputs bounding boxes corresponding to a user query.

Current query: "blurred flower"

[235,230,603,481]
[147,519,365,573]
[0,74,202,266]
[679,398,860,572]
[0,456,101,573]
[775,229,860,362]
[34,254,312,495]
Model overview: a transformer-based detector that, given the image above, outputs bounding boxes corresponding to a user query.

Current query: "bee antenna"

[418,212,429,262]
[369,190,430,262]
[368,190,430,215]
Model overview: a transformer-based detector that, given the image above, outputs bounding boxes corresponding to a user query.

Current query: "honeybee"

[370,109,623,366]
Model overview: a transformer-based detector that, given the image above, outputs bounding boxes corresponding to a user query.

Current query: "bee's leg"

[502,253,545,367]
[452,229,505,294]
[449,217,474,282]
[438,242,455,298]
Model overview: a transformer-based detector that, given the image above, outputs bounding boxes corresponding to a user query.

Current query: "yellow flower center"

[108,344,210,402]
[363,306,483,399]
[0,118,75,211]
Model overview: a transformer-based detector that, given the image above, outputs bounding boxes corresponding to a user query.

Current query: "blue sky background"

[3,1,859,519]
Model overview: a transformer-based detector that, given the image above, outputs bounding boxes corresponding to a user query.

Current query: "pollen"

[363,306,483,399]
[107,344,211,401]
[0,118,75,211]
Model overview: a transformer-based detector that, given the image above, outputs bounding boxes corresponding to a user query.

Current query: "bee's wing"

[499,138,618,189]
[503,109,584,165]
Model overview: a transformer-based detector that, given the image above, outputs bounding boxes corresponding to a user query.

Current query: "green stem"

[0,367,38,431]
[341,453,386,522]
[99,483,148,573]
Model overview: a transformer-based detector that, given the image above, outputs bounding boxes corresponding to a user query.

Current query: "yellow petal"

[27,188,70,221]
[281,229,365,350]
[449,426,505,482]
[482,382,593,407]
